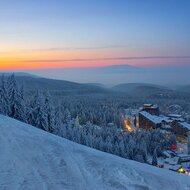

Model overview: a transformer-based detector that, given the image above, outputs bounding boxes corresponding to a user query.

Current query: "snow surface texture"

[0,115,190,190]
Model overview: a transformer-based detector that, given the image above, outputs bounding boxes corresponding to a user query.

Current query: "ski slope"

[0,115,190,190]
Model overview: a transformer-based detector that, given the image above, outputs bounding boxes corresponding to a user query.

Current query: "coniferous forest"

[0,74,177,163]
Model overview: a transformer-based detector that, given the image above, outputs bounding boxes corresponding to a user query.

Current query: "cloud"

[23,45,130,52]
[1,45,130,54]
[23,56,190,63]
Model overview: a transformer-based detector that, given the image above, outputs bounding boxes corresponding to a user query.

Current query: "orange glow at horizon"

[1,58,190,71]
[1,48,190,70]
[0,48,135,70]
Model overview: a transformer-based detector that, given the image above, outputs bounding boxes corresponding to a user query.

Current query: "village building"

[178,154,190,169]
[171,121,190,137]
[159,151,190,173]
[139,111,162,129]
[125,104,190,138]
[142,104,160,116]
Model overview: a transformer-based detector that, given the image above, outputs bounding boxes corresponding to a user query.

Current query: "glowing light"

[124,120,133,132]
[178,168,185,174]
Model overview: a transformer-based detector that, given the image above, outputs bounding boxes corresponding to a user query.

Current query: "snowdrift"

[0,115,190,190]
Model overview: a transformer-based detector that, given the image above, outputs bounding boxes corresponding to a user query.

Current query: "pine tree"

[63,108,71,124]
[105,135,113,153]
[75,115,80,126]
[30,91,48,131]
[118,139,125,156]
[35,106,48,131]
[0,76,9,115]
[7,74,25,121]
[188,132,190,155]
[140,140,148,163]
[53,106,62,135]
[44,92,55,132]
[127,139,135,160]
[152,148,158,166]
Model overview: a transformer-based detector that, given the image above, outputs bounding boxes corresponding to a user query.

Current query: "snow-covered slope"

[0,115,190,190]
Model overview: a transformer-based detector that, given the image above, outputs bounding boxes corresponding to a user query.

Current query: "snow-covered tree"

[105,135,113,153]
[0,76,9,115]
[63,108,71,124]
[44,92,55,132]
[188,132,190,155]
[7,74,26,121]
[0,73,179,165]
[53,106,63,135]
[29,91,48,131]
[152,148,158,166]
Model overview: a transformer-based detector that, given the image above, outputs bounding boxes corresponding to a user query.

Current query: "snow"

[0,115,190,190]
[164,157,179,165]
[160,115,185,123]
[144,104,153,106]
[160,116,173,123]
[168,114,182,118]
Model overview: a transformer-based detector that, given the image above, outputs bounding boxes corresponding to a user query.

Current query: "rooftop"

[161,116,185,123]
[168,114,182,118]
[179,122,190,130]
[143,104,159,109]
[143,104,153,107]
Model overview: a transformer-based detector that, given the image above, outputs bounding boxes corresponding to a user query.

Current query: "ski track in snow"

[0,115,190,190]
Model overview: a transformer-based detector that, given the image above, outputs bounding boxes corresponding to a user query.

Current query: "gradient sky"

[0,0,190,70]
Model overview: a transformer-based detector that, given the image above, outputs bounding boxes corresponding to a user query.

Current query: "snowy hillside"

[0,115,190,190]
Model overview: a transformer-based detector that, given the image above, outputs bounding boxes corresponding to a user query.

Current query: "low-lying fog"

[20,64,190,87]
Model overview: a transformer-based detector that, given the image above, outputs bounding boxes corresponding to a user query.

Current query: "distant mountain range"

[25,64,190,86]
[111,83,177,98]
[94,64,141,73]
[1,71,190,97]
[0,72,38,78]
[112,83,168,92]
[12,75,110,95]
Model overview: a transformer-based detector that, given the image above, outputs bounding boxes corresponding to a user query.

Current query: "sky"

[0,0,190,71]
